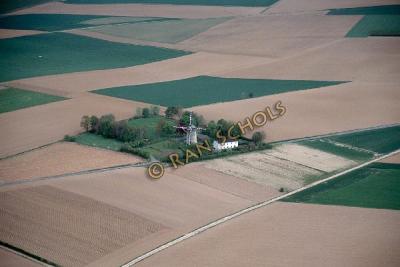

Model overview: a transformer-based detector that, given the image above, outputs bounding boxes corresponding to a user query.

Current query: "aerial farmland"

[0,0,399,267]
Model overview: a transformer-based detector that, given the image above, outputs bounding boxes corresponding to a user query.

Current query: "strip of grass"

[0,14,106,31]
[281,163,400,210]
[0,88,66,113]
[84,17,230,44]
[346,15,400,37]
[0,0,52,14]
[64,0,278,7]
[0,14,177,31]
[74,132,124,151]
[328,5,400,15]
[328,125,400,154]
[93,76,346,108]
[300,139,374,162]
[0,32,190,82]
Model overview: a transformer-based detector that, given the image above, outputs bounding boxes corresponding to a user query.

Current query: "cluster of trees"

[80,114,149,143]
[135,106,159,119]
[204,119,241,140]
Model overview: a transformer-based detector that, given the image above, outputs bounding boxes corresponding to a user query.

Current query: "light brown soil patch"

[192,81,400,142]
[0,248,41,267]
[0,93,150,158]
[0,29,44,39]
[223,38,400,83]
[23,166,255,266]
[203,144,355,190]
[0,185,165,267]
[171,162,280,202]
[137,202,400,267]
[4,52,268,94]
[179,14,360,57]
[267,0,400,14]
[0,142,141,182]
[380,152,400,164]
[12,2,264,18]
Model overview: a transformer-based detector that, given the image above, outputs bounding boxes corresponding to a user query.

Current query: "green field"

[0,88,66,113]
[74,133,124,151]
[301,126,400,161]
[0,0,51,14]
[0,14,176,31]
[328,5,400,15]
[127,116,175,139]
[327,5,400,37]
[93,76,346,108]
[84,17,229,44]
[64,0,278,7]
[282,163,400,210]
[346,15,400,37]
[328,126,400,154]
[300,139,374,162]
[0,32,190,82]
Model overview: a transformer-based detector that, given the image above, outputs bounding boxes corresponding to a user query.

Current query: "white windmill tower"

[175,112,204,145]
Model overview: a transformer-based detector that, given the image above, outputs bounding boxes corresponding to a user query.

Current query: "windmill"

[175,112,204,145]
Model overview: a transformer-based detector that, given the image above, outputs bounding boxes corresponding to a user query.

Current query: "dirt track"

[136,202,400,267]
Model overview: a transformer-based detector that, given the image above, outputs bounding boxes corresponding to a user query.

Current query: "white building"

[213,140,239,152]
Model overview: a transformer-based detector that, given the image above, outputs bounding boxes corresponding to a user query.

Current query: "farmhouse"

[213,140,239,152]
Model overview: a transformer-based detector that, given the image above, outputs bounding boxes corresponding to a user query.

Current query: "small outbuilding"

[213,140,239,152]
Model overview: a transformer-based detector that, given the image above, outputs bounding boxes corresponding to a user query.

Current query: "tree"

[252,131,265,145]
[98,114,115,138]
[135,107,142,118]
[113,121,127,141]
[162,123,175,136]
[151,106,160,116]
[89,115,99,133]
[156,119,166,136]
[121,125,137,142]
[165,106,181,119]
[142,108,150,118]
[80,115,90,132]
[197,115,205,127]
[205,120,217,137]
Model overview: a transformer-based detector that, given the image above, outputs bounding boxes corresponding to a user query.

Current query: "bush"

[165,106,181,119]
[142,108,150,118]
[64,135,75,142]
[252,131,266,145]
[135,107,142,118]
[98,114,115,138]
[89,115,99,133]
[120,144,150,158]
[151,105,160,116]
[80,115,90,132]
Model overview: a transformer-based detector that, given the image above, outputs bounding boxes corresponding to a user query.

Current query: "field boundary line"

[121,149,400,266]
[0,162,150,188]
[0,243,54,267]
